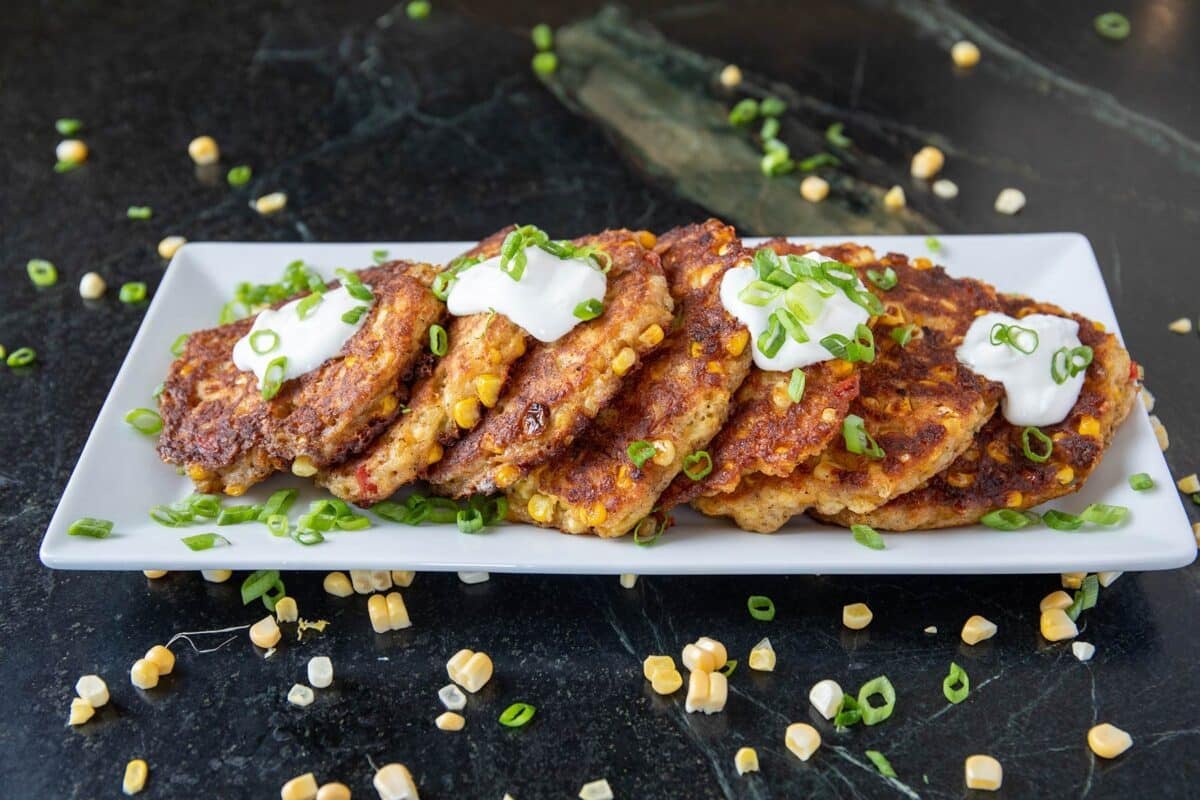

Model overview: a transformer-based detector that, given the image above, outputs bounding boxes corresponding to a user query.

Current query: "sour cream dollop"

[956,312,1086,426]
[445,246,607,343]
[232,284,372,385]
[719,251,871,371]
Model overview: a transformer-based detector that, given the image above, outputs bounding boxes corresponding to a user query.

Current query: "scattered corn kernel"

[275,596,299,623]
[316,783,351,800]
[391,570,415,587]
[642,655,675,681]
[883,185,906,210]
[157,236,187,260]
[1088,723,1133,759]
[1072,641,1096,662]
[1040,590,1073,612]
[1061,572,1086,589]
[144,645,175,676]
[370,570,394,592]
[350,570,373,594]
[1177,473,1200,494]
[527,493,555,524]
[726,329,749,356]
[374,763,419,800]
[79,272,107,300]
[681,643,715,672]
[611,346,637,376]
[800,175,830,203]
[1097,571,1122,588]
[288,683,315,707]
[250,615,282,649]
[1149,414,1169,450]
[122,758,149,795]
[458,571,490,584]
[924,625,938,634]
[578,779,614,800]
[1167,317,1193,334]
[994,187,1026,215]
[130,658,160,690]
[187,135,220,166]
[734,747,760,776]
[650,439,675,466]
[639,323,665,347]
[842,602,873,630]
[961,614,997,645]
[290,455,317,477]
[650,667,683,695]
[910,146,945,180]
[447,649,493,693]
[964,754,1002,790]
[748,637,776,672]
[453,397,481,429]
[281,772,319,800]
[951,40,981,68]
[785,722,821,761]
[436,711,466,731]
[475,374,502,407]
[387,592,411,629]
[809,679,843,720]
[367,594,391,634]
[932,178,959,198]
[695,637,727,668]
[685,669,728,714]
[254,191,288,215]
[56,138,88,165]
[308,656,334,688]
[323,571,353,597]
[142,569,167,579]
[439,683,467,711]
[1141,386,1155,412]
[75,674,109,708]
[619,573,637,589]
[201,569,232,583]
[719,64,743,88]
[68,697,95,725]
[1040,608,1078,642]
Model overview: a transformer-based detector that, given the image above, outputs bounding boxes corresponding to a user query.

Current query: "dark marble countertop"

[2,1,1199,797]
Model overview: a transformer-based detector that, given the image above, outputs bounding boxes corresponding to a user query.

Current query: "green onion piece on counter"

[866,750,897,779]
[170,333,189,357]
[372,249,389,264]
[1128,473,1154,491]
[498,702,536,728]
[217,505,260,525]
[891,324,917,347]
[531,51,557,76]
[266,514,289,537]
[227,165,252,187]
[56,118,83,136]
[842,414,885,459]
[261,356,288,400]
[124,407,163,435]
[1094,12,1131,40]
[241,569,282,606]
[68,518,113,538]
[851,524,886,550]
[292,529,325,546]
[787,368,806,403]
[1080,503,1129,526]
[296,292,323,320]
[825,122,852,148]
[857,675,896,726]
[989,322,1038,354]
[925,236,942,253]
[760,117,780,141]
[728,98,759,126]
[457,507,485,534]
[406,1,431,20]
[979,508,1039,530]
[682,450,713,481]
[866,267,897,290]
[718,660,738,677]
[573,298,604,321]
[942,662,970,704]
[531,23,553,51]
[834,694,862,729]
[249,330,278,355]
[760,147,794,177]
[1021,426,1053,463]
[1043,510,1084,531]
[759,96,786,117]
[797,152,840,171]
[126,206,153,220]
[119,282,148,304]
[181,532,230,551]
[6,347,37,367]
[55,159,83,173]
[626,440,657,469]
[1078,574,1100,611]
[27,259,58,287]
[747,594,775,621]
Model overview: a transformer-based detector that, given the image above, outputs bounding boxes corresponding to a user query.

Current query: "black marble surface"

[3,1,1199,797]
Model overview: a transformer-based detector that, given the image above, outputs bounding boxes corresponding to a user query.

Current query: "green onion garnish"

[633,512,668,546]
[1021,426,1053,463]
[170,333,189,357]
[261,356,288,400]
[797,152,840,171]
[267,514,289,537]
[842,414,884,459]
[825,122,851,148]
[787,368,806,403]
[925,236,942,253]
[150,505,189,527]
[290,529,324,545]
[942,662,969,704]
[190,494,222,519]
[784,281,824,322]
[759,96,786,117]
[531,23,553,51]
[335,269,375,302]
[747,595,775,621]
[56,118,83,136]
[336,515,371,531]
[54,159,83,173]
[738,280,783,306]
[152,382,165,399]
[1094,12,1131,40]
[127,206,153,220]
[866,267,897,291]
[499,225,549,280]
[573,298,604,321]
[429,324,448,356]
[847,287,886,316]
[760,117,780,142]
[342,306,369,325]
[979,508,1039,530]
[891,324,917,347]
[682,450,713,481]
[821,323,875,363]
[1080,503,1129,526]
[296,292,323,319]
[181,532,230,551]
[457,507,485,534]
[406,0,431,19]
[68,517,113,538]
[1078,574,1099,611]
[1051,346,1093,383]
[865,750,897,779]
[718,659,738,677]
[989,322,1038,354]
[627,440,657,469]
[227,165,252,187]
[1043,510,1084,531]
[119,282,148,304]
[372,249,389,264]
[857,675,896,726]
[834,694,862,729]
[531,52,557,76]
[753,248,783,278]
[241,569,284,609]
[1128,473,1154,491]
[775,308,810,344]
[757,312,787,357]
[498,702,536,728]
[124,407,163,435]
[217,505,259,525]
[728,98,759,126]
[6,347,36,367]
[851,523,885,550]
[760,147,795,177]
[26,259,58,287]
[249,329,279,355]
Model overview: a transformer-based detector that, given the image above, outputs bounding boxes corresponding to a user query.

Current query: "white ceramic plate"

[41,234,1195,574]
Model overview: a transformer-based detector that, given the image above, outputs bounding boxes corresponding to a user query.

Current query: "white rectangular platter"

[40,234,1196,574]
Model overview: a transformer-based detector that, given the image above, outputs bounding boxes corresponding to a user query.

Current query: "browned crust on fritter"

[317,229,529,504]
[505,219,753,537]
[427,229,674,497]
[822,296,1138,530]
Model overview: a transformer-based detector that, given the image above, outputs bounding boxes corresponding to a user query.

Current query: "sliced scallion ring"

[891,324,917,347]
[747,594,775,621]
[989,322,1039,354]
[241,569,282,606]
[6,347,36,367]
[1043,510,1084,531]
[834,694,862,729]
[979,508,1039,530]
[784,281,825,323]
[457,507,485,534]
[170,333,189,357]
[857,675,896,726]
[942,662,969,704]
[68,517,113,538]
[775,308,810,344]
[866,267,897,291]
[851,524,885,550]
[291,529,325,546]
[1080,503,1128,526]
[124,407,163,435]
[682,450,713,481]
[842,414,884,459]
[1021,426,1053,463]
[181,532,230,551]
[266,514,289,537]
[1128,473,1154,491]
[27,259,58,287]
[627,440,657,469]
[738,280,782,307]
[296,292,323,320]
[498,702,536,728]
[573,298,604,321]
[119,282,148,304]
[787,368,806,403]
[865,750,897,779]
[757,312,787,358]
[429,324,448,356]
[261,356,288,400]
[1094,12,1131,40]
[342,305,369,325]
[217,505,260,526]
[249,329,279,355]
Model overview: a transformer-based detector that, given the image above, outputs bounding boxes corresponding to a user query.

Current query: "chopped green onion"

[189,494,222,518]
[787,368,806,403]
[152,382,165,399]
[797,152,840,171]
[292,529,325,546]
[1094,12,1130,40]
[342,306,369,325]
[728,98,759,126]
[718,659,738,677]
[757,312,787,357]
[56,118,83,136]
[825,122,851,148]
[296,292,323,320]
[865,750,897,779]
[1080,503,1129,526]
[847,287,885,316]
[531,51,557,76]
[738,280,782,306]
[27,259,58,287]
[68,517,113,538]
[6,347,36,367]
[573,298,604,321]
[169,333,189,357]
[1078,573,1100,611]
[1043,510,1085,531]
[498,702,536,728]
[834,694,862,729]
[784,281,824,322]
[759,96,786,117]
[851,523,885,550]
[979,508,1039,530]
[54,159,83,173]
[150,504,189,527]
[181,532,230,551]
[842,414,884,459]
[866,267,897,291]
[227,165,252,187]
[760,117,780,141]
[747,595,775,621]
[249,329,279,355]
[821,323,875,363]
[760,147,794,177]
[989,322,1038,354]
[256,489,297,521]
[261,356,287,400]
[925,236,942,253]
[499,225,549,280]
[1021,426,1053,463]
[891,324,917,347]
[267,514,289,537]
[119,282,148,304]
[633,512,669,546]
[336,515,371,531]
[942,662,969,704]
[682,451,713,481]
[1128,473,1154,491]
[406,0,431,19]
[241,569,282,606]
[531,23,553,51]
[217,505,260,525]
[124,407,163,435]
[775,308,810,344]
[1051,345,1093,383]
[627,440,657,469]
[427,324,447,357]
[372,249,389,264]
[753,248,784,279]
[127,206,153,220]
[457,507,484,534]
[857,675,896,726]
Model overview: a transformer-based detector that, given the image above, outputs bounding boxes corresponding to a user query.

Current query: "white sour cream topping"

[956,312,1086,426]
[445,246,607,342]
[232,284,372,385]
[719,251,871,371]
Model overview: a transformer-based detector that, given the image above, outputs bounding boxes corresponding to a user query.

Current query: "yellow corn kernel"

[643,655,676,681]
[447,649,493,693]
[785,722,821,761]
[475,374,502,408]
[426,441,444,465]
[1150,414,1169,451]
[376,394,399,417]
[910,146,945,180]
[292,456,318,477]
[638,231,657,249]
[964,755,1002,791]
[748,637,776,672]
[130,659,160,690]
[771,382,792,410]
[493,463,521,489]
[453,397,481,429]
[619,573,637,589]
[638,324,665,347]
[579,779,614,800]
[681,643,716,673]
[281,772,318,800]
[1004,490,1023,508]
[187,135,220,165]
[651,667,683,695]
[585,501,608,527]
[1098,571,1122,588]
[122,759,148,795]
[350,570,374,594]
[249,615,282,649]
[842,602,873,630]
[1193,521,1200,547]
[275,596,299,623]
[392,570,416,588]
[1177,473,1200,494]
[1061,572,1086,589]
[225,483,247,497]
[883,185,906,210]
[387,592,411,630]
[1088,723,1133,759]
[57,138,89,165]
[800,174,830,203]
[1040,608,1078,641]
[961,614,997,645]
[187,465,210,481]
[1056,466,1075,485]
[316,783,351,800]
[373,763,419,800]
[1077,416,1101,437]
[68,697,95,725]
[435,711,466,731]
[254,191,288,215]
[951,40,981,68]
[367,594,390,634]
[685,669,727,714]
[611,346,637,376]
[144,645,175,676]
[719,63,743,88]
[142,570,168,579]
[650,439,676,467]
[726,329,749,356]
[734,747,760,776]
[689,341,704,358]
[76,675,109,707]
[1167,317,1192,334]
[201,569,232,583]
[370,570,393,592]
[323,571,353,597]
[695,637,728,669]
[1039,590,1073,612]
[705,360,723,374]
[946,472,974,488]
[913,257,933,270]
[615,464,633,489]
[527,493,555,524]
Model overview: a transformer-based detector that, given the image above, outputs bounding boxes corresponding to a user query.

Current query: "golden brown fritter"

[823,296,1138,530]
[428,229,674,498]
[694,251,1004,532]
[158,260,443,495]
[317,229,529,504]
[505,219,753,537]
